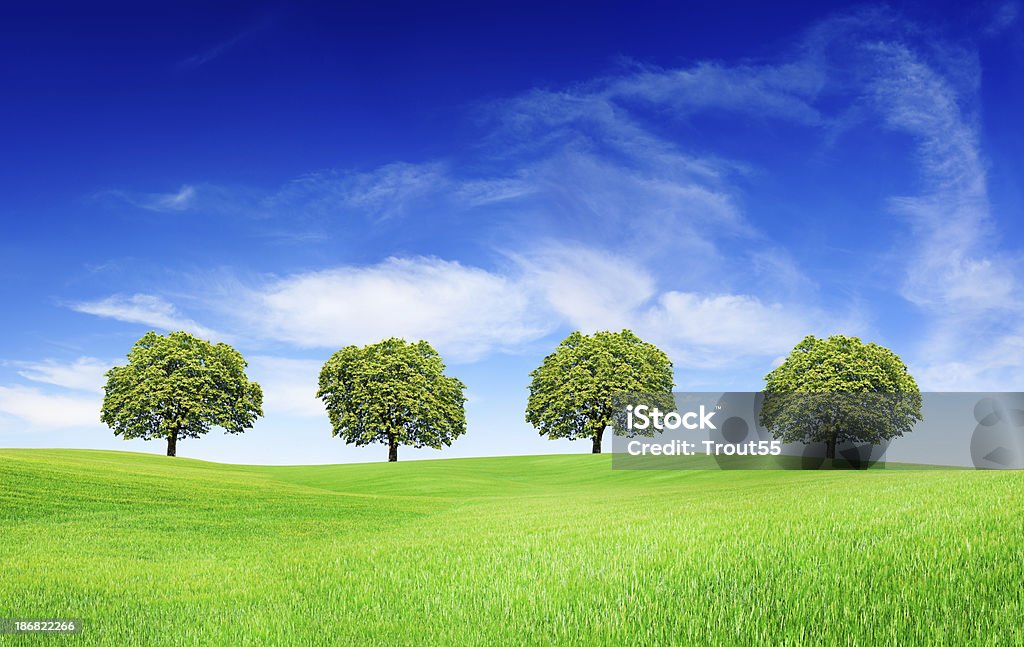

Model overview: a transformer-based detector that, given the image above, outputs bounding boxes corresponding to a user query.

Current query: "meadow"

[1,449,1022,645]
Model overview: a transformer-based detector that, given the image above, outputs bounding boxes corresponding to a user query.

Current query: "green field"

[1,449,1022,645]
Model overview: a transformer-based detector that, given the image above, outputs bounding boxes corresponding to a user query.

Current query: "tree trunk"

[167,429,178,457]
[388,434,398,462]
[825,434,836,461]
[592,428,603,454]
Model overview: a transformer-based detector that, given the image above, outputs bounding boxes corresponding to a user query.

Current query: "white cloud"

[244,257,549,362]
[912,332,1024,390]
[638,292,817,366]
[514,244,655,331]
[522,148,748,243]
[514,245,828,368]
[608,61,825,124]
[340,163,447,219]
[14,357,111,392]
[262,162,451,221]
[70,238,831,372]
[231,248,825,368]
[866,41,1016,312]
[246,356,325,418]
[985,1,1019,36]
[146,185,196,212]
[862,40,1024,387]
[453,177,535,207]
[0,386,101,430]
[71,293,220,339]
[101,185,198,212]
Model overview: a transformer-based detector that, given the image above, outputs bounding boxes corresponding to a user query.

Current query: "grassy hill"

[1,449,1022,645]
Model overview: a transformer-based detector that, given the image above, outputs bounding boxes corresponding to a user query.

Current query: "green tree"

[101,331,263,457]
[760,334,922,461]
[317,338,466,462]
[526,330,674,454]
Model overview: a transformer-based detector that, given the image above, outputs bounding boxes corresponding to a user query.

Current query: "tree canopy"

[101,331,263,457]
[759,334,922,461]
[526,330,674,453]
[316,338,466,462]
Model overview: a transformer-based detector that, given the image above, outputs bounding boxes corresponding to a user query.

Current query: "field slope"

[1,449,1022,645]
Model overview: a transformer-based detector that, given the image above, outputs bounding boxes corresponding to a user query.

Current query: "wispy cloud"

[985,1,1020,36]
[0,386,101,430]
[261,162,452,222]
[179,18,269,69]
[639,292,846,367]
[147,185,196,212]
[856,36,1023,387]
[0,357,111,431]
[512,243,656,332]
[71,294,220,340]
[865,41,1010,310]
[13,357,111,392]
[99,184,198,213]
[182,34,247,68]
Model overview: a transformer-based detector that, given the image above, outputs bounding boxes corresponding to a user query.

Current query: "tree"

[101,331,263,457]
[316,338,466,462]
[526,330,674,454]
[759,334,922,462]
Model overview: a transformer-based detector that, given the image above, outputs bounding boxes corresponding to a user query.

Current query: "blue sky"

[2,1,1022,463]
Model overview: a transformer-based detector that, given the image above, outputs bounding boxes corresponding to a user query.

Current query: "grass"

[1,449,1022,645]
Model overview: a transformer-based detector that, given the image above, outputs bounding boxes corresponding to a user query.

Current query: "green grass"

[1,449,1022,646]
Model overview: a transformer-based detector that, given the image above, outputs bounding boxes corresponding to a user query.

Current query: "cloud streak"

[98,185,198,213]
[853,34,1023,387]
[71,294,220,340]
[0,386,101,430]
[14,357,111,392]
[178,17,271,69]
